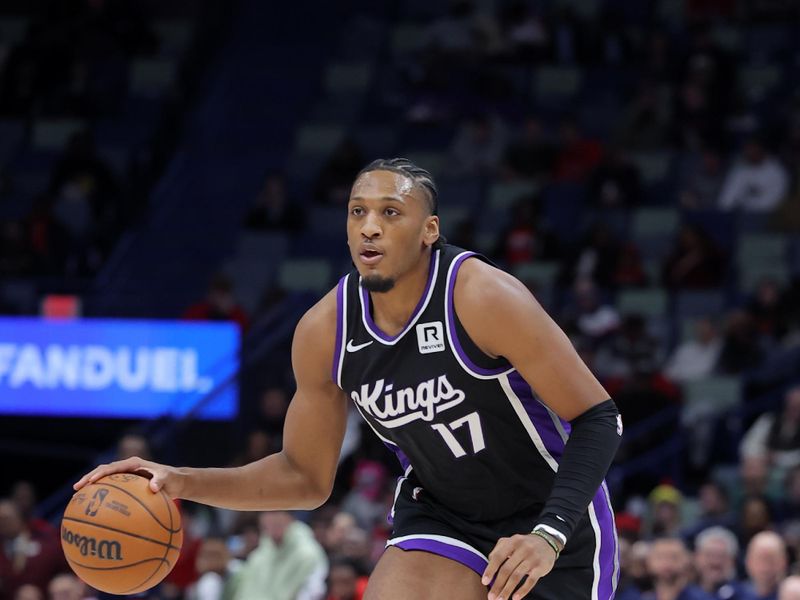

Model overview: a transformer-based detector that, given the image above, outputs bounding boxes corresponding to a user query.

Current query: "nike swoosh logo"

[346,339,373,353]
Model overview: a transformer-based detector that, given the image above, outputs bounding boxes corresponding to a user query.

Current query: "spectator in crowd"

[500,115,555,179]
[644,537,710,599]
[9,483,55,540]
[617,538,645,600]
[716,309,767,375]
[339,461,388,532]
[742,531,787,600]
[589,147,642,208]
[561,222,624,289]
[229,512,327,600]
[244,174,305,232]
[748,279,789,343]
[595,314,662,380]
[740,386,800,471]
[562,278,621,342]
[185,536,239,600]
[116,433,152,461]
[718,138,789,213]
[324,557,368,600]
[184,273,249,332]
[664,317,723,383]
[12,586,41,600]
[647,485,685,539]
[682,482,737,541]
[679,147,726,210]
[738,497,776,549]
[779,576,800,600]
[314,140,364,206]
[662,224,725,290]
[446,113,507,176]
[553,118,604,182]
[694,526,741,598]
[494,196,560,266]
[497,1,551,61]
[46,574,89,600]
[0,499,66,600]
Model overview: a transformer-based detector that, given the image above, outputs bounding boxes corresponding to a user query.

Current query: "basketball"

[61,473,183,595]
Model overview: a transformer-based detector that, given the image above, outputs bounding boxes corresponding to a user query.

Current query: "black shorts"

[386,472,618,600]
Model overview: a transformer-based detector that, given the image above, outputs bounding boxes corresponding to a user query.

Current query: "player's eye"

[385,208,400,217]
[350,206,364,216]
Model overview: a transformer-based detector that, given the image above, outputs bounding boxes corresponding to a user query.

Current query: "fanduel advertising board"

[0,318,239,419]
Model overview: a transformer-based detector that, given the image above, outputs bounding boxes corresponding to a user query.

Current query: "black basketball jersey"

[332,245,580,521]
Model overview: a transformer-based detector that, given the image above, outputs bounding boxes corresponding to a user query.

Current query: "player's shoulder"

[455,253,531,309]
[295,285,338,343]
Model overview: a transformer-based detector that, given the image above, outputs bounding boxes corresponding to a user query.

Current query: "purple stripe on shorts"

[393,538,487,577]
[507,371,567,460]
[592,484,619,600]
[446,253,511,376]
[361,249,438,342]
[383,441,412,473]
[331,275,347,384]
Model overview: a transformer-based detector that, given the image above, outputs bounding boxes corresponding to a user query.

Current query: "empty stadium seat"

[682,377,741,424]
[278,258,332,293]
[617,288,668,318]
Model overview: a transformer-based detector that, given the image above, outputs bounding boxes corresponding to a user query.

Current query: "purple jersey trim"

[331,275,347,385]
[592,483,619,599]
[383,441,412,473]
[507,371,567,460]
[390,537,488,577]
[359,249,439,343]
[446,252,512,377]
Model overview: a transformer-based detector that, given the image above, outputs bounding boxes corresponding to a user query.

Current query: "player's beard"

[362,275,395,293]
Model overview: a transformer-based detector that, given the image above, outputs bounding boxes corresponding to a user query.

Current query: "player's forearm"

[536,399,621,542]
[176,452,328,511]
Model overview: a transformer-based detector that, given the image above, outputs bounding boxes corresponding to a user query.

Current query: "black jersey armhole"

[450,253,512,373]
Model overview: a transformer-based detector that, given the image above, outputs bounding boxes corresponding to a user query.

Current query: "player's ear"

[423,215,440,247]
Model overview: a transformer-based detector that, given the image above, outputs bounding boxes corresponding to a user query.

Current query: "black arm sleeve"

[535,399,621,542]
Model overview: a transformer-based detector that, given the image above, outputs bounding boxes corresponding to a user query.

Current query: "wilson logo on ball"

[61,526,123,561]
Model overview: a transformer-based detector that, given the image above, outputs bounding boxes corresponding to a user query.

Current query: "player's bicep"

[460,264,608,421]
[281,382,347,499]
[280,288,348,499]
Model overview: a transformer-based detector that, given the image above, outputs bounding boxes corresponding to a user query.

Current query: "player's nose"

[361,212,382,238]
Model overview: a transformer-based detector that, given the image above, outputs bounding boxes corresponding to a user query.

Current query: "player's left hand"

[482,533,557,600]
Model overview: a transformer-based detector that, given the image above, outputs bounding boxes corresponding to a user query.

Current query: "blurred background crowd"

[1,0,800,598]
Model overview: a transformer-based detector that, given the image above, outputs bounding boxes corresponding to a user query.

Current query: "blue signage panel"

[0,318,239,419]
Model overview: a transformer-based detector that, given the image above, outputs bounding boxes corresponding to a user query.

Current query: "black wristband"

[538,399,621,541]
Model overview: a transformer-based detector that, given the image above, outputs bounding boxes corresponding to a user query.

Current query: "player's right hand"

[73,456,185,498]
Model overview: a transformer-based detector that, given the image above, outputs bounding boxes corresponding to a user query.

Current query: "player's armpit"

[454,258,609,421]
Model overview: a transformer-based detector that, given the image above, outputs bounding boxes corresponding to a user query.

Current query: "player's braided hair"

[356,157,446,250]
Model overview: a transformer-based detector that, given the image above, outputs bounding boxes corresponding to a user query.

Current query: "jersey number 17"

[431,412,486,458]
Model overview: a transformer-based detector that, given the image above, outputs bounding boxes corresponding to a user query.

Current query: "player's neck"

[369,247,432,337]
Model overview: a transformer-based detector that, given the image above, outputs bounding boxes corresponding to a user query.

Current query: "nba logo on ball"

[61,474,183,595]
[416,321,445,354]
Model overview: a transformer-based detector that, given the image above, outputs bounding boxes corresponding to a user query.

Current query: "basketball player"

[76,158,621,600]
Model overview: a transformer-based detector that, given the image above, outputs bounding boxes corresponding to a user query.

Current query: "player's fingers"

[74,457,144,489]
[490,557,528,600]
[511,571,539,600]
[482,537,511,585]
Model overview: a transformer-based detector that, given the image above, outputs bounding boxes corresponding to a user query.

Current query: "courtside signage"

[0,318,239,419]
